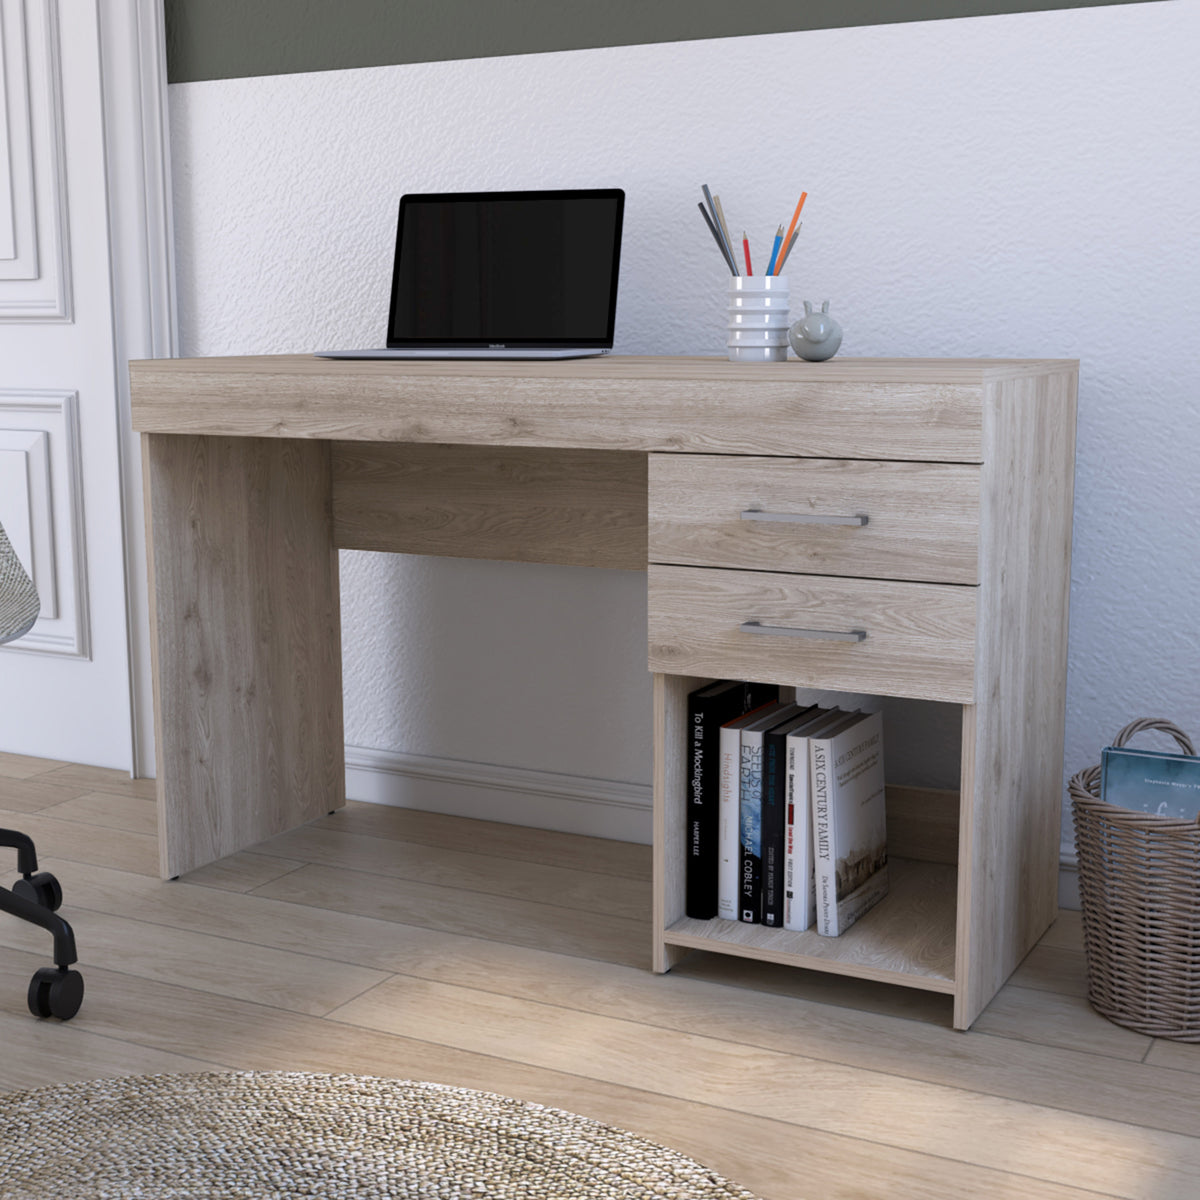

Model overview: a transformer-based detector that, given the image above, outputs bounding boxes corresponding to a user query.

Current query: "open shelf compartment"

[653,673,963,998]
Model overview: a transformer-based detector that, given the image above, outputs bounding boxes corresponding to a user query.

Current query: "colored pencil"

[712,194,734,264]
[698,202,737,275]
[775,226,800,274]
[701,184,739,274]
[776,192,807,274]
[764,224,784,276]
[742,231,753,275]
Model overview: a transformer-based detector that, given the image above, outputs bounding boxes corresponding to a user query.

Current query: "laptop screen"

[387,189,624,349]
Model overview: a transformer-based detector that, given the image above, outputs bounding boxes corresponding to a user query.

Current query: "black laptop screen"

[387,190,624,348]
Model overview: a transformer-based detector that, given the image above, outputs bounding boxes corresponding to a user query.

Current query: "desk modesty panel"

[130,354,1078,1031]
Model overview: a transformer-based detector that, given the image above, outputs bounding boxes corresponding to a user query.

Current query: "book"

[760,705,822,927]
[716,699,782,920]
[782,708,847,932]
[1100,744,1200,820]
[811,710,888,937]
[685,680,779,919]
[738,702,804,924]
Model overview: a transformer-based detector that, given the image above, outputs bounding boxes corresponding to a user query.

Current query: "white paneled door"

[0,0,173,773]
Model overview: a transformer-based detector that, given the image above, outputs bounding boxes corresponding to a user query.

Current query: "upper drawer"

[650,456,981,584]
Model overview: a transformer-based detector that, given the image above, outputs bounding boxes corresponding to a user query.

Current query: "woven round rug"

[0,1071,763,1199]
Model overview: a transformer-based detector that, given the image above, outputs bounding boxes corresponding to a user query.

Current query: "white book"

[782,708,846,932]
[811,710,888,937]
[716,703,781,920]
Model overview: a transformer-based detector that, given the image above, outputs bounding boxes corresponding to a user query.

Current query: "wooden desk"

[130,354,1077,1029]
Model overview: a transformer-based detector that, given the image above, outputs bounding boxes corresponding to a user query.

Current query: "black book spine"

[685,694,718,919]
[687,682,780,921]
[761,729,788,927]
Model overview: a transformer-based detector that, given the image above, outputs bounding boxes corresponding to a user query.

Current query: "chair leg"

[0,885,77,966]
[0,885,84,1019]
[0,828,38,875]
[1,830,84,1019]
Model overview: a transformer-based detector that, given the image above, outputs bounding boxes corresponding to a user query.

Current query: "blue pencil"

[764,225,784,276]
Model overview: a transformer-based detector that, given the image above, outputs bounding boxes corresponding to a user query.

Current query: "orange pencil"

[774,192,807,274]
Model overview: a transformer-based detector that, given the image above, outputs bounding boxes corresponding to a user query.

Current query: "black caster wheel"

[13,871,63,912]
[28,966,84,1021]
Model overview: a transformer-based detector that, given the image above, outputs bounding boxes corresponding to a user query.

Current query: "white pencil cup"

[727,276,789,362]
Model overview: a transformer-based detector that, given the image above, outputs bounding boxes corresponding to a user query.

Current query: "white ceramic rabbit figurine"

[788,300,843,361]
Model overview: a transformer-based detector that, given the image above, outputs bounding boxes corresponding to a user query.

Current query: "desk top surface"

[129,354,1077,459]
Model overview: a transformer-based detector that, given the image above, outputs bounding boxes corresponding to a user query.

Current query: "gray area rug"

[0,1071,763,1198]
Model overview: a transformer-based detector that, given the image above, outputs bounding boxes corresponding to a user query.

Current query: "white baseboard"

[344,745,653,844]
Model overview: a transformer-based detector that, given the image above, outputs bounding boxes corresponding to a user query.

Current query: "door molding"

[0,0,71,319]
[98,0,177,776]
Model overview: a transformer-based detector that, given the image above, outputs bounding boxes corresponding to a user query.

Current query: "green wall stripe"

[165,0,1163,85]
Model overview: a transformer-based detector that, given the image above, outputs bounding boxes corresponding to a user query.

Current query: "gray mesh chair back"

[0,520,39,643]
[0,518,83,1017]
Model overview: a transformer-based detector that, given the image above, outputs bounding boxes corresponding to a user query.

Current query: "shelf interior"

[663,857,957,992]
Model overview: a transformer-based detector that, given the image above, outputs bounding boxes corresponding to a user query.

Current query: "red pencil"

[742,231,753,276]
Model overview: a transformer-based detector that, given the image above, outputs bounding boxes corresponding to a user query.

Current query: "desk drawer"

[649,455,980,584]
[648,565,977,703]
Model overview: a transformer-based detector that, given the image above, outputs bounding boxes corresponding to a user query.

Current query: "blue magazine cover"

[1100,745,1200,819]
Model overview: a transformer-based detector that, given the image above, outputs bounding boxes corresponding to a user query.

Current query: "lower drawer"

[648,565,977,703]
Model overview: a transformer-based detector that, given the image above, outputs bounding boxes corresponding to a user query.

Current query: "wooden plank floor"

[2,753,1199,1199]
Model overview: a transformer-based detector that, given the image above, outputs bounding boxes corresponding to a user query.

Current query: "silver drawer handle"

[740,509,868,527]
[740,621,867,643]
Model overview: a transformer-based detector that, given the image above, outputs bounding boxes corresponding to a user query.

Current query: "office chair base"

[12,871,62,912]
[28,966,84,1021]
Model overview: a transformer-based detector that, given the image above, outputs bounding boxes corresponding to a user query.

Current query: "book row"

[685,680,888,937]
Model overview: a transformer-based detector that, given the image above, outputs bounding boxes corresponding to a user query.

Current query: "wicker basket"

[1069,717,1200,1040]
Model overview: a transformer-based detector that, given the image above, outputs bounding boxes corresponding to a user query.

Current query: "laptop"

[316,188,624,360]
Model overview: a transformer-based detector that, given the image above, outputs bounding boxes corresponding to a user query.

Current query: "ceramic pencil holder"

[727,275,789,363]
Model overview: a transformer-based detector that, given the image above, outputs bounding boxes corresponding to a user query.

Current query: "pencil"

[776,192,807,274]
[698,202,738,275]
[775,225,800,274]
[701,184,738,274]
[742,231,753,276]
[764,224,784,276]
[712,194,734,265]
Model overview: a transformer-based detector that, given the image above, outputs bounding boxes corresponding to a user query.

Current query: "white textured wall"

[168,0,1200,850]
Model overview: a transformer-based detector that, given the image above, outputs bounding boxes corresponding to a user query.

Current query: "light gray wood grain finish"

[332,442,647,569]
[143,434,346,878]
[126,354,1051,461]
[312,800,652,882]
[953,368,1078,1029]
[663,858,957,989]
[132,355,1077,1031]
[886,785,960,865]
[6,753,1200,1200]
[648,565,978,703]
[254,863,650,970]
[649,455,981,583]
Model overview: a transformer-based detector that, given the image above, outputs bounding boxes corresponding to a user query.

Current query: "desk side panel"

[144,434,344,878]
[954,368,1077,1029]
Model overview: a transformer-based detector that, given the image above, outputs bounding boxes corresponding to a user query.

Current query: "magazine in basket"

[1100,744,1200,820]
